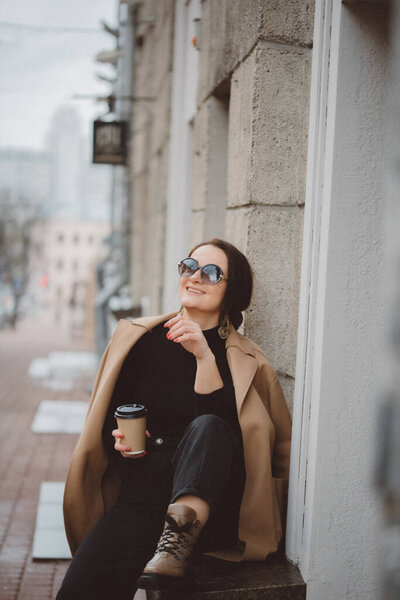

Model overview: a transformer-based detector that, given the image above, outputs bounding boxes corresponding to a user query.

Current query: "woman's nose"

[189,269,202,283]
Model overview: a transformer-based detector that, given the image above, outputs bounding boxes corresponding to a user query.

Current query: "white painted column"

[162,0,201,312]
[286,1,389,598]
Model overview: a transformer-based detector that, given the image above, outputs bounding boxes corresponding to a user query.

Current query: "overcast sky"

[0,0,117,152]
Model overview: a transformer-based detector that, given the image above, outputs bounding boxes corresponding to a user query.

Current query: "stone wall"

[191,0,314,407]
[128,0,315,409]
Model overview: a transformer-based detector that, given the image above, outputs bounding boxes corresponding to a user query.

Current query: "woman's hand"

[112,429,151,458]
[164,314,213,359]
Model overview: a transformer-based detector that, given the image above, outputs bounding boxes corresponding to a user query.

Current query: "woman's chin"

[181,297,202,309]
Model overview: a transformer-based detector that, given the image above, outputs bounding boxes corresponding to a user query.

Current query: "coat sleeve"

[87,340,111,414]
[86,320,124,415]
[63,339,111,556]
[268,372,292,480]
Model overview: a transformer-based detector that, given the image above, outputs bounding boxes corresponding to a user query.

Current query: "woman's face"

[179,244,228,320]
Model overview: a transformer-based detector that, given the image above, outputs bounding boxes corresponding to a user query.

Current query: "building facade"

[128,0,313,413]
[115,0,395,598]
[0,147,52,212]
[29,219,109,337]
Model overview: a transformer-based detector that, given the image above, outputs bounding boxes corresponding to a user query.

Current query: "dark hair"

[188,238,253,330]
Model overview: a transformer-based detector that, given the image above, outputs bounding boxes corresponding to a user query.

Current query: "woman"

[57,239,292,600]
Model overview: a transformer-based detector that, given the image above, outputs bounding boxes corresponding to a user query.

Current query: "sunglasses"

[178,257,228,285]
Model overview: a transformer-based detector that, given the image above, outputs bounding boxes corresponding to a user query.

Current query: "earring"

[218,314,230,340]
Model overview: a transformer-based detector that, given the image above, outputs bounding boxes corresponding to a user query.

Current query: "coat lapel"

[226,328,258,414]
[94,312,177,407]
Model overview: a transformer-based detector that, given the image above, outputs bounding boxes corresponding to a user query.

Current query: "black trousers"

[57,414,246,600]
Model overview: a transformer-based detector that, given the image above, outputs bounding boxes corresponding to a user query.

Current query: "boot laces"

[156,514,196,559]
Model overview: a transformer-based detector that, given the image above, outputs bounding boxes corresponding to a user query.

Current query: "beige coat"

[63,312,292,562]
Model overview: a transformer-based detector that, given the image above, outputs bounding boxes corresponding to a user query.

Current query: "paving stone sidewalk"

[0,318,94,600]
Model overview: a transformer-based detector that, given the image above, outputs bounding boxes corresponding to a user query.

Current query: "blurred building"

[46,106,85,219]
[45,105,111,223]
[29,219,109,334]
[100,0,398,598]
[20,105,113,336]
[0,147,52,213]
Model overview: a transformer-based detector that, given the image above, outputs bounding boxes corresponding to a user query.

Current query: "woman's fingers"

[112,429,130,452]
[114,438,130,451]
[112,429,124,439]
[167,324,191,340]
[172,332,195,343]
[164,314,182,329]
[167,321,203,343]
[113,429,149,456]
[165,315,196,331]
[165,315,211,358]
[167,321,200,340]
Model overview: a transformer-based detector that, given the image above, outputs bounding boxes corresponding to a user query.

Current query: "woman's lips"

[186,286,204,295]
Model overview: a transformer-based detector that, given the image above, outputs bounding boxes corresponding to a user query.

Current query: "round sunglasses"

[178,257,228,285]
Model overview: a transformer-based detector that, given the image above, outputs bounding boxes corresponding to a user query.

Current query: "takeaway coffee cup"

[114,404,147,455]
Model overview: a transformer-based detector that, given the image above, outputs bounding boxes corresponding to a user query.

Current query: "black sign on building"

[92,120,128,165]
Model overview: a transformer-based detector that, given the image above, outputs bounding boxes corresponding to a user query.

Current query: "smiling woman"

[58,239,292,600]
[179,244,229,330]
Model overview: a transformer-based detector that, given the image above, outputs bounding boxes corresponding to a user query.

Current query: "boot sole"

[137,572,190,592]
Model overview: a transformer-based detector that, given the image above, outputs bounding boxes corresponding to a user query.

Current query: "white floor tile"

[36,503,65,529]
[33,482,71,560]
[31,400,88,434]
[39,481,65,503]
[28,357,51,379]
[28,351,97,382]
[33,527,71,560]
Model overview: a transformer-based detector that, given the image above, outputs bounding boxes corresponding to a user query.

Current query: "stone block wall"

[128,0,314,409]
[191,0,314,408]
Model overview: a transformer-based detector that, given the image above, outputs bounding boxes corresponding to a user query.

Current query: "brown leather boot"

[137,504,202,591]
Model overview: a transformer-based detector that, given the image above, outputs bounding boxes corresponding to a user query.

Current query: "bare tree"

[0,187,41,328]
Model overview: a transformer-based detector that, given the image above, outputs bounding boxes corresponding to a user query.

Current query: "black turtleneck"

[102,320,241,464]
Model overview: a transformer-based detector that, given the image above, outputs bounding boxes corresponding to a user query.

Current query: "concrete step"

[189,553,306,599]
